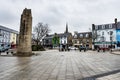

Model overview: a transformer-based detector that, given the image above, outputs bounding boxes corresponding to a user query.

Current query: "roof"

[43,34,54,39]
[93,21,120,30]
[43,32,72,40]
[74,32,92,38]
[77,32,92,34]
[57,32,72,37]
[0,25,19,34]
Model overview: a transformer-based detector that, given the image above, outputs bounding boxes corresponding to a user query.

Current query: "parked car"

[68,46,78,50]
[97,46,110,52]
[4,44,11,51]
[0,43,4,52]
[79,45,86,52]
[0,43,11,52]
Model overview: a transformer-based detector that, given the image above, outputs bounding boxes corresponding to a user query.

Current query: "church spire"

[65,23,68,33]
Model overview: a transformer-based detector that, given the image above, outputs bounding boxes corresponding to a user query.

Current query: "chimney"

[115,18,117,24]
[65,23,68,33]
[115,18,117,29]
[92,24,95,30]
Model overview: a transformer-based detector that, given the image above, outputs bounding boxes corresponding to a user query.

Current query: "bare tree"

[33,22,50,45]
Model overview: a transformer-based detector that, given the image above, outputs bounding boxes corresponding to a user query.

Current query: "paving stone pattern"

[0,50,120,80]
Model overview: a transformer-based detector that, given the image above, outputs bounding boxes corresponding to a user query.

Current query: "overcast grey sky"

[0,0,120,34]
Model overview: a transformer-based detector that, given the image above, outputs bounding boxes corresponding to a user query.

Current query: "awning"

[94,42,116,45]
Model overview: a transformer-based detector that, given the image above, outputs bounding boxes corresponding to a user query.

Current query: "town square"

[0,0,120,80]
[0,50,120,80]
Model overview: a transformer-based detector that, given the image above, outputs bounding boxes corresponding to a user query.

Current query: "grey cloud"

[0,10,17,23]
[0,0,120,33]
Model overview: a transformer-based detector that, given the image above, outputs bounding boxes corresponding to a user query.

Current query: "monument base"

[15,52,34,57]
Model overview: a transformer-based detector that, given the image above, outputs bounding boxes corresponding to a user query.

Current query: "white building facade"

[0,25,18,44]
[92,23,117,49]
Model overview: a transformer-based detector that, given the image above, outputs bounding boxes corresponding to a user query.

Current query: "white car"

[69,46,78,50]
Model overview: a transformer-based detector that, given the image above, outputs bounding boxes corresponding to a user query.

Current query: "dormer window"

[74,34,77,38]
[86,34,89,38]
[80,34,83,38]
[95,25,98,30]
[102,25,105,29]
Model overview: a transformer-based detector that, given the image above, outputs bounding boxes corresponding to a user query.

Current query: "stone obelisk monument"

[17,8,32,56]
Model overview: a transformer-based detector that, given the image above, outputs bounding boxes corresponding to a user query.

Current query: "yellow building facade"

[10,33,17,44]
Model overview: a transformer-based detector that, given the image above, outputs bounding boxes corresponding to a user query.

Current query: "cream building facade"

[10,33,18,44]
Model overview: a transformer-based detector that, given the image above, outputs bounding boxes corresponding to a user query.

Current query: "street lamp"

[101,35,105,52]
[110,31,113,52]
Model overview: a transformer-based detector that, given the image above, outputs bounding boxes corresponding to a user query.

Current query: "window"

[101,36,105,42]
[64,40,66,44]
[64,36,66,39]
[102,25,105,29]
[86,34,89,38]
[95,25,98,30]
[102,32,104,35]
[109,24,112,28]
[98,25,102,30]
[75,40,77,43]
[74,34,77,38]
[79,40,82,43]
[80,34,83,38]
[86,39,89,43]
[46,40,49,43]
[1,44,4,47]
[110,31,113,35]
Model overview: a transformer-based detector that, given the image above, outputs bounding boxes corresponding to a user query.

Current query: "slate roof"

[43,34,54,39]
[0,25,19,34]
[57,32,72,37]
[93,21,120,30]
[43,32,72,40]
[77,32,92,38]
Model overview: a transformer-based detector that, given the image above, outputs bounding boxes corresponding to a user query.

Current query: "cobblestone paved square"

[0,50,120,80]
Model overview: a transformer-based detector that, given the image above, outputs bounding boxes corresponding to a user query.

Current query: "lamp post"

[110,31,113,52]
[101,35,105,52]
[115,18,117,49]
[110,36,112,52]
[92,24,97,50]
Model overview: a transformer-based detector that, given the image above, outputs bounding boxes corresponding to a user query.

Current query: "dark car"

[4,44,11,51]
[97,46,110,52]
[79,45,86,52]
[0,43,4,52]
